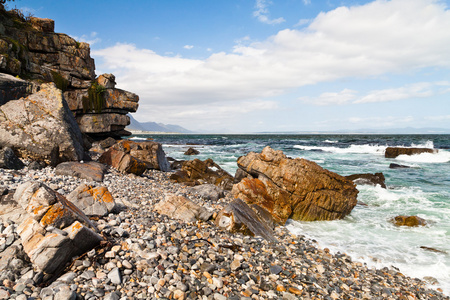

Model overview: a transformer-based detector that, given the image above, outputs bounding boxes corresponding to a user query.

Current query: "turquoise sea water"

[130,134,450,294]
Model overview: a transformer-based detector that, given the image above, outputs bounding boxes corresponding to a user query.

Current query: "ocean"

[130,133,450,294]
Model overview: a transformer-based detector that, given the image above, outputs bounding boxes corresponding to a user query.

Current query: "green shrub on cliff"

[82,82,106,113]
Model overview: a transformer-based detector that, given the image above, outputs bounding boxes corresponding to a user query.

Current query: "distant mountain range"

[126,114,193,133]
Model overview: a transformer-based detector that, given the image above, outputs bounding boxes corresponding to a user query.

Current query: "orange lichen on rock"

[40,202,74,228]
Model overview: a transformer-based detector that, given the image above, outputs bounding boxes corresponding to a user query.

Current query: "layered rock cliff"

[0,5,138,138]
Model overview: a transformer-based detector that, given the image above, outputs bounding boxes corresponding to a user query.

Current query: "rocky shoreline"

[0,162,448,300]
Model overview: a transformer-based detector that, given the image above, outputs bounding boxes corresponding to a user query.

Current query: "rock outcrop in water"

[232,146,359,223]
[0,6,138,138]
[385,147,437,158]
[345,172,386,188]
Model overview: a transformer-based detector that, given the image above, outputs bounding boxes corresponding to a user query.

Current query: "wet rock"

[55,161,107,182]
[154,194,212,223]
[385,147,437,158]
[420,246,447,254]
[389,163,411,169]
[345,172,386,188]
[391,215,427,227]
[232,146,358,223]
[67,184,116,217]
[184,147,200,155]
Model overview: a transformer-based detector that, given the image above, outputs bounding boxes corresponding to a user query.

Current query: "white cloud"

[183,45,194,50]
[294,19,311,27]
[349,116,415,126]
[253,0,286,25]
[425,115,450,121]
[71,32,101,46]
[303,0,311,5]
[93,0,450,125]
[300,89,357,106]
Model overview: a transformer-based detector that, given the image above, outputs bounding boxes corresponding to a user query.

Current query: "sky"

[9,0,450,133]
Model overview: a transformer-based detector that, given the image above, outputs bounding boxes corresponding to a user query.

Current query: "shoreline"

[0,163,448,299]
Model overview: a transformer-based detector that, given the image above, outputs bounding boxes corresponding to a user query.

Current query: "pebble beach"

[1,162,449,300]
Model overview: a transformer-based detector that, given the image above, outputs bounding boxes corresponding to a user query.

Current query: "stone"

[98,148,147,176]
[190,184,225,201]
[112,140,170,172]
[184,147,200,155]
[232,146,358,223]
[0,188,27,224]
[0,73,31,105]
[67,184,116,217]
[385,147,437,158]
[107,267,122,284]
[154,193,212,223]
[15,181,102,274]
[55,161,107,182]
[0,147,23,169]
[170,158,234,190]
[345,172,386,188]
[97,73,116,89]
[389,163,410,169]
[29,17,55,32]
[0,83,87,166]
[391,215,427,227]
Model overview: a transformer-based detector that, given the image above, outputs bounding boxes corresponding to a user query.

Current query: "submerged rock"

[232,146,358,223]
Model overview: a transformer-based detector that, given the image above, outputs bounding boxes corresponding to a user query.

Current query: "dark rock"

[55,161,107,182]
[269,265,283,275]
[184,147,200,155]
[385,147,437,158]
[28,161,46,170]
[345,172,386,188]
[391,215,427,227]
[0,147,24,169]
[0,73,31,105]
[232,146,358,223]
[99,137,117,149]
[389,163,410,169]
[420,246,447,254]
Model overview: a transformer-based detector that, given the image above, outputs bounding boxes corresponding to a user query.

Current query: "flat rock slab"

[154,194,212,223]
[55,161,107,182]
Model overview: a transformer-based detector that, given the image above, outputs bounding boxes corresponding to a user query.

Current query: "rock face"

[170,158,234,190]
[232,146,359,223]
[112,140,170,172]
[14,181,102,274]
[345,173,386,188]
[154,194,212,223]
[385,147,437,158]
[391,215,427,227]
[0,7,139,138]
[0,83,87,166]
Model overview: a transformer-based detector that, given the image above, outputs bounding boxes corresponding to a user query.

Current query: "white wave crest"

[294,144,386,155]
[396,150,450,163]
[411,140,434,149]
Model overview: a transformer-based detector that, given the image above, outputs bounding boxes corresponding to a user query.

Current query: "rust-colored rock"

[232,146,358,223]
[385,147,437,158]
[391,215,427,227]
[170,158,233,190]
[98,148,147,175]
[112,140,170,172]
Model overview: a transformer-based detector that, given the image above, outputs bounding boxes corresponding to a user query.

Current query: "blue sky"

[11,0,450,133]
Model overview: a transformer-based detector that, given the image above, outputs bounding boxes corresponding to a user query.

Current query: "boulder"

[190,184,225,201]
[0,147,24,170]
[154,194,212,223]
[170,158,234,190]
[0,83,87,166]
[66,184,116,217]
[391,215,427,227]
[0,73,31,105]
[98,148,147,176]
[14,181,102,274]
[345,172,386,188]
[184,147,200,155]
[215,199,277,243]
[0,188,27,224]
[96,73,116,89]
[389,163,410,169]
[232,146,358,223]
[55,161,107,182]
[385,147,437,158]
[29,17,54,32]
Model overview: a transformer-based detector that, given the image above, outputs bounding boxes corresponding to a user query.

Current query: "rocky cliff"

[0,5,138,138]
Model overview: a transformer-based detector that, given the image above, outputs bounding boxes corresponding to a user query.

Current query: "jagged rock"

[96,73,116,89]
[55,161,107,182]
[0,73,31,105]
[385,147,437,158]
[0,83,87,166]
[232,146,358,223]
[76,113,130,135]
[66,184,116,217]
[0,147,24,170]
[345,172,386,188]
[389,163,411,169]
[170,158,234,190]
[98,148,147,175]
[112,140,170,172]
[215,199,277,243]
[391,215,427,227]
[29,17,54,32]
[99,137,117,149]
[184,147,200,155]
[0,244,30,280]
[14,181,102,274]
[154,194,212,223]
[190,184,225,201]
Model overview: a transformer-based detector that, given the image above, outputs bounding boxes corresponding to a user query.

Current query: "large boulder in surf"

[112,140,170,172]
[170,158,234,190]
[0,83,87,166]
[385,147,437,158]
[345,172,386,188]
[232,146,358,223]
[391,215,427,227]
